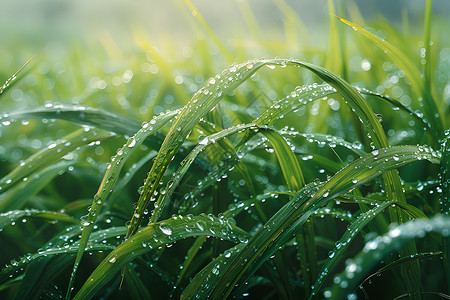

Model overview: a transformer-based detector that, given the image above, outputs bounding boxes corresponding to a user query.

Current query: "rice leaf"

[0,209,77,229]
[73,214,250,300]
[0,160,75,212]
[336,16,444,138]
[0,105,142,137]
[183,145,440,299]
[66,110,178,299]
[0,128,111,194]
[323,215,450,299]
[311,200,395,296]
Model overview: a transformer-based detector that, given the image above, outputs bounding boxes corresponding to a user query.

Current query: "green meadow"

[1,0,449,299]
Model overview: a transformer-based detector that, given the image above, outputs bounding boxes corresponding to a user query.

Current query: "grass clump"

[0,1,449,299]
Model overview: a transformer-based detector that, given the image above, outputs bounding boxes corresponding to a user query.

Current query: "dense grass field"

[1,0,449,299]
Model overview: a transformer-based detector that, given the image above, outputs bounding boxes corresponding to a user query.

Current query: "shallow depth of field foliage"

[1,0,450,299]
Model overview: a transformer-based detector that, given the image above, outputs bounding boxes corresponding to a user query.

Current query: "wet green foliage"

[1,1,449,299]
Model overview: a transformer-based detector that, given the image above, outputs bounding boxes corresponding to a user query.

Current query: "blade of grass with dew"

[15,255,74,300]
[275,58,426,298]
[357,87,436,139]
[0,56,34,96]
[0,209,78,230]
[0,226,127,284]
[260,129,304,190]
[73,214,251,300]
[0,128,111,194]
[312,199,395,296]
[105,150,158,208]
[65,110,179,299]
[128,59,273,235]
[441,129,450,291]
[336,16,444,139]
[324,215,450,300]
[176,83,340,215]
[151,123,260,222]
[0,105,142,137]
[0,160,75,212]
[182,145,440,299]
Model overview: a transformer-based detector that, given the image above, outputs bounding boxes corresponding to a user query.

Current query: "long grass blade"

[73,214,250,299]
[324,215,450,299]
[0,104,142,137]
[182,145,440,299]
[65,110,178,299]
[336,16,444,138]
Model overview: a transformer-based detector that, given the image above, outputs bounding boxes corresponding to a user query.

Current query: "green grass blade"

[0,160,75,212]
[73,214,250,300]
[1,227,126,283]
[0,209,78,230]
[260,129,304,190]
[128,59,269,234]
[311,200,395,297]
[336,16,444,138]
[0,128,111,194]
[186,145,440,299]
[324,215,450,299]
[173,236,207,297]
[65,110,177,299]
[0,105,142,137]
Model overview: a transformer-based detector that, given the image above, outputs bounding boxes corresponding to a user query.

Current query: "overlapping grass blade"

[0,128,111,194]
[1,226,126,283]
[336,16,444,138]
[324,215,450,299]
[182,145,440,299]
[0,209,77,229]
[132,57,391,236]
[311,200,395,297]
[0,160,75,212]
[73,214,250,299]
[0,105,142,137]
[65,110,178,299]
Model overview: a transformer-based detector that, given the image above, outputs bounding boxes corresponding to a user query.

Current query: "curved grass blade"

[133,57,392,238]
[1,226,126,283]
[0,209,77,230]
[0,104,142,137]
[260,130,304,190]
[183,145,440,299]
[311,200,395,297]
[66,110,178,299]
[73,214,250,300]
[357,87,435,138]
[151,123,259,222]
[324,215,450,299]
[0,128,111,194]
[127,59,273,237]
[152,123,304,222]
[336,16,444,138]
[0,160,75,212]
